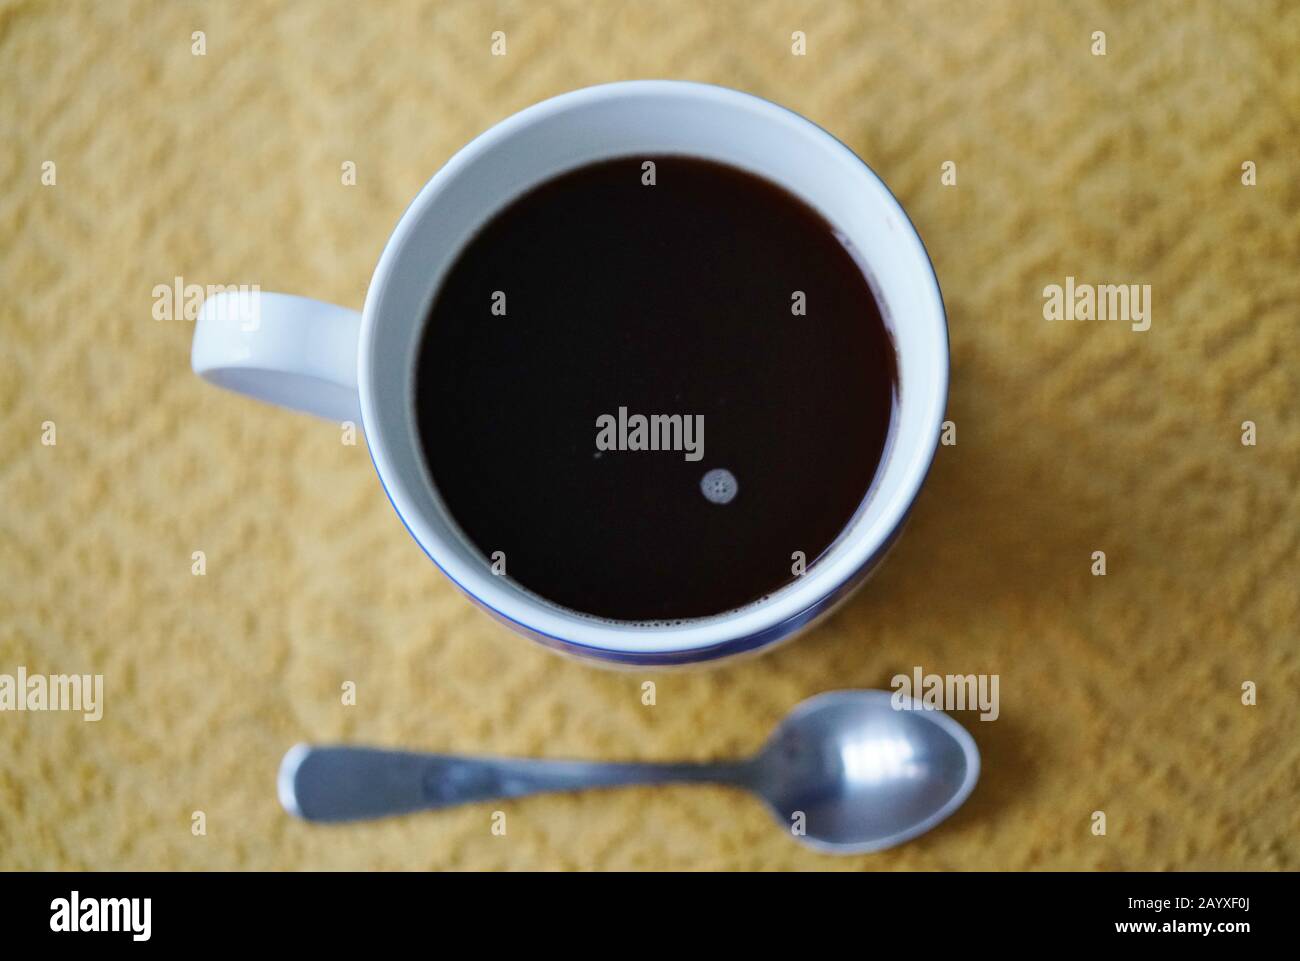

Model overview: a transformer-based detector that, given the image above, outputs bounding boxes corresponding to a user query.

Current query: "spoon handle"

[279,744,746,822]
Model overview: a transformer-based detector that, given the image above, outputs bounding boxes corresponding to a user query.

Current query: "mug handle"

[191,291,363,423]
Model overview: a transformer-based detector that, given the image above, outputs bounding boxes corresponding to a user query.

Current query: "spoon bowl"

[747,690,980,853]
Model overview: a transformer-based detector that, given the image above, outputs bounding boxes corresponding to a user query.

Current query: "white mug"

[192,80,949,666]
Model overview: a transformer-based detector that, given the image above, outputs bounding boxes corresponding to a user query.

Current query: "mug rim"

[357,80,949,661]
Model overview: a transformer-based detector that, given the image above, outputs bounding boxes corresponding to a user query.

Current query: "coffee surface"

[415,156,895,620]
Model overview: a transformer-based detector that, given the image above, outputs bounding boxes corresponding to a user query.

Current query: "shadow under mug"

[192,80,949,667]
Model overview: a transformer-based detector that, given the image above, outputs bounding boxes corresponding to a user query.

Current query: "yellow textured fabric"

[1,0,1297,870]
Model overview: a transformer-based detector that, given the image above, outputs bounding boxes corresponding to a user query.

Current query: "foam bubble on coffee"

[700,468,738,505]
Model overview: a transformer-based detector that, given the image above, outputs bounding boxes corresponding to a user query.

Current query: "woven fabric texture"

[1,0,1296,869]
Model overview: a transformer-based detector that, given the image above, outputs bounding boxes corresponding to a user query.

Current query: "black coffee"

[414,156,895,621]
